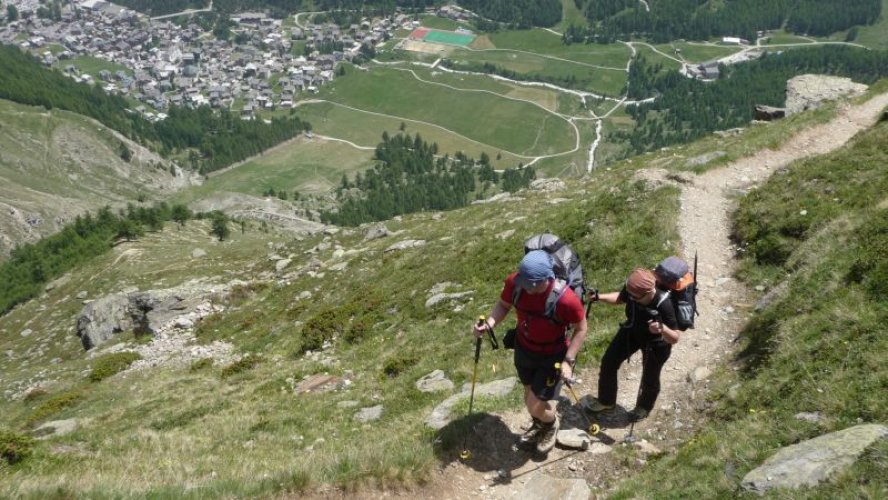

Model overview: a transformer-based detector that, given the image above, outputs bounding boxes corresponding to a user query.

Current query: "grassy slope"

[293,101,527,169]
[0,160,681,496]
[0,99,177,252]
[613,116,888,499]
[485,29,633,68]
[172,135,375,201]
[317,66,576,156]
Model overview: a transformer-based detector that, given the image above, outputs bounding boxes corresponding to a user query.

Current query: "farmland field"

[318,67,577,156]
[294,100,527,168]
[175,137,375,201]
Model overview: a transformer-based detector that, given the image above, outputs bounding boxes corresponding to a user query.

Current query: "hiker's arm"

[561,317,588,382]
[597,292,623,305]
[474,300,511,337]
[648,320,680,344]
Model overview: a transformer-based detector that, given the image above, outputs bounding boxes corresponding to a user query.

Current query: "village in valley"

[0,0,429,122]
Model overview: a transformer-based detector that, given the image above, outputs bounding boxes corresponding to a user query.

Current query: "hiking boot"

[628,407,650,422]
[582,397,615,414]
[535,415,560,455]
[517,418,542,450]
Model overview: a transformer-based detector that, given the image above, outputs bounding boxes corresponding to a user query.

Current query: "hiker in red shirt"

[473,250,587,455]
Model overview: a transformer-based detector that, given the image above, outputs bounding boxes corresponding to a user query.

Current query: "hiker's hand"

[472,320,488,338]
[647,320,664,336]
[560,362,573,383]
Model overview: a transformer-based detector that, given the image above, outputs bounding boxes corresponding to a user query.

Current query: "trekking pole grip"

[473,317,485,363]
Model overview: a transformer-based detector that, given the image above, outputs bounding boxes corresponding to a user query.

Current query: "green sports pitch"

[410,28,475,46]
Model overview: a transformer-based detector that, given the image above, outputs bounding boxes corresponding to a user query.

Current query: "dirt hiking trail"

[312,92,888,500]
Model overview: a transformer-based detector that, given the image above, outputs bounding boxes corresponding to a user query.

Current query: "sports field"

[410,27,476,46]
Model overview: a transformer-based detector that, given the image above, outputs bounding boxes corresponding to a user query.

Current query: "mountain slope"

[0,99,197,257]
[0,88,886,498]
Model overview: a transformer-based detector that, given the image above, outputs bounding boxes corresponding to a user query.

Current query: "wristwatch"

[564,357,576,367]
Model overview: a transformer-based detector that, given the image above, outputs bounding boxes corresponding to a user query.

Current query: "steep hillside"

[1,86,886,497]
[0,99,198,257]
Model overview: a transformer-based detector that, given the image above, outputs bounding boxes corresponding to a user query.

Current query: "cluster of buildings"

[0,0,413,120]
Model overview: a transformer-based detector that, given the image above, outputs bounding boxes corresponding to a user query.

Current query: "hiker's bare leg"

[525,385,555,422]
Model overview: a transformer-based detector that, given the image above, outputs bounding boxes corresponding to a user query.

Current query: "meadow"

[318,66,577,157]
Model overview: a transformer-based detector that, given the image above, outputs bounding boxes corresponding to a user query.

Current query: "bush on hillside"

[89,352,142,382]
[24,388,85,428]
[0,429,35,465]
[220,354,263,378]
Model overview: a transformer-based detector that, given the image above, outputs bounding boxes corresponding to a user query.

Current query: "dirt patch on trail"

[308,91,888,500]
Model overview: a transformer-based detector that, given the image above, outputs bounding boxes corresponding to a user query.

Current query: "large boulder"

[425,377,517,429]
[785,74,868,115]
[514,472,590,500]
[741,424,887,495]
[75,282,237,350]
[76,294,132,350]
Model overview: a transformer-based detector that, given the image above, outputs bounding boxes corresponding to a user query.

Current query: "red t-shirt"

[501,273,585,354]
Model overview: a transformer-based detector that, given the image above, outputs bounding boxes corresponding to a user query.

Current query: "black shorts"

[514,344,566,401]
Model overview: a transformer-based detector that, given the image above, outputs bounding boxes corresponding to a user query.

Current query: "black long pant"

[597,328,672,412]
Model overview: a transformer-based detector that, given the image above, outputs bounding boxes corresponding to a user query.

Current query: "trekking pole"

[585,288,599,319]
[555,362,600,436]
[460,316,487,461]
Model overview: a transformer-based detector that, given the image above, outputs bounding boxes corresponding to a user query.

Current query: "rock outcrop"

[75,281,239,350]
[785,74,868,116]
[741,424,887,495]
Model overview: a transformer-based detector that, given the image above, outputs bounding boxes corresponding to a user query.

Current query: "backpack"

[654,255,699,330]
[511,233,587,324]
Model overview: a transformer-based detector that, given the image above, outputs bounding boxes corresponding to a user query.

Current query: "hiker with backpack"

[473,248,587,455]
[583,265,685,422]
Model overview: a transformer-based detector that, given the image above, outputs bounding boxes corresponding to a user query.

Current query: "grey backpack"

[511,233,587,324]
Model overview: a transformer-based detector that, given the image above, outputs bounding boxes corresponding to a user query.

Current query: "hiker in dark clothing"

[473,250,587,454]
[584,268,681,422]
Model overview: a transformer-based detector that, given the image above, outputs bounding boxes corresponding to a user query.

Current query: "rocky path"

[364,92,888,500]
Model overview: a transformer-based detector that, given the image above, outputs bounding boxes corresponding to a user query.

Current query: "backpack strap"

[512,279,569,325]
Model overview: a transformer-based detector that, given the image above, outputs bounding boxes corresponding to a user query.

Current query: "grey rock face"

[363,223,391,242]
[741,424,887,495]
[75,283,236,350]
[355,405,384,423]
[786,74,868,115]
[415,370,454,393]
[514,472,590,500]
[425,291,473,309]
[76,294,132,350]
[530,178,566,192]
[425,377,518,429]
[384,239,426,253]
[556,428,592,450]
[32,419,77,438]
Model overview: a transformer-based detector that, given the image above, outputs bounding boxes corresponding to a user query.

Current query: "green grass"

[660,41,743,63]
[0,157,681,496]
[318,66,576,156]
[419,14,465,31]
[446,46,628,95]
[176,136,374,200]
[763,30,819,45]
[484,29,633,68]
[54,55,133,79]
[555,0,589,32]
[612,118,888,499]
[294,101,526,168]
[845,0,888,49]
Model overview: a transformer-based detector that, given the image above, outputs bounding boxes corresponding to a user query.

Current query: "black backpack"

[511,233,587,324]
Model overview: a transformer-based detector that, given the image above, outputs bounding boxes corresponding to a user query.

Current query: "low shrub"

[0,428,36,465]
[382,353,419,379]
[24,388,85,428]
[190,358,214,372]
[89,352,142,382]
[220,354,263,378]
